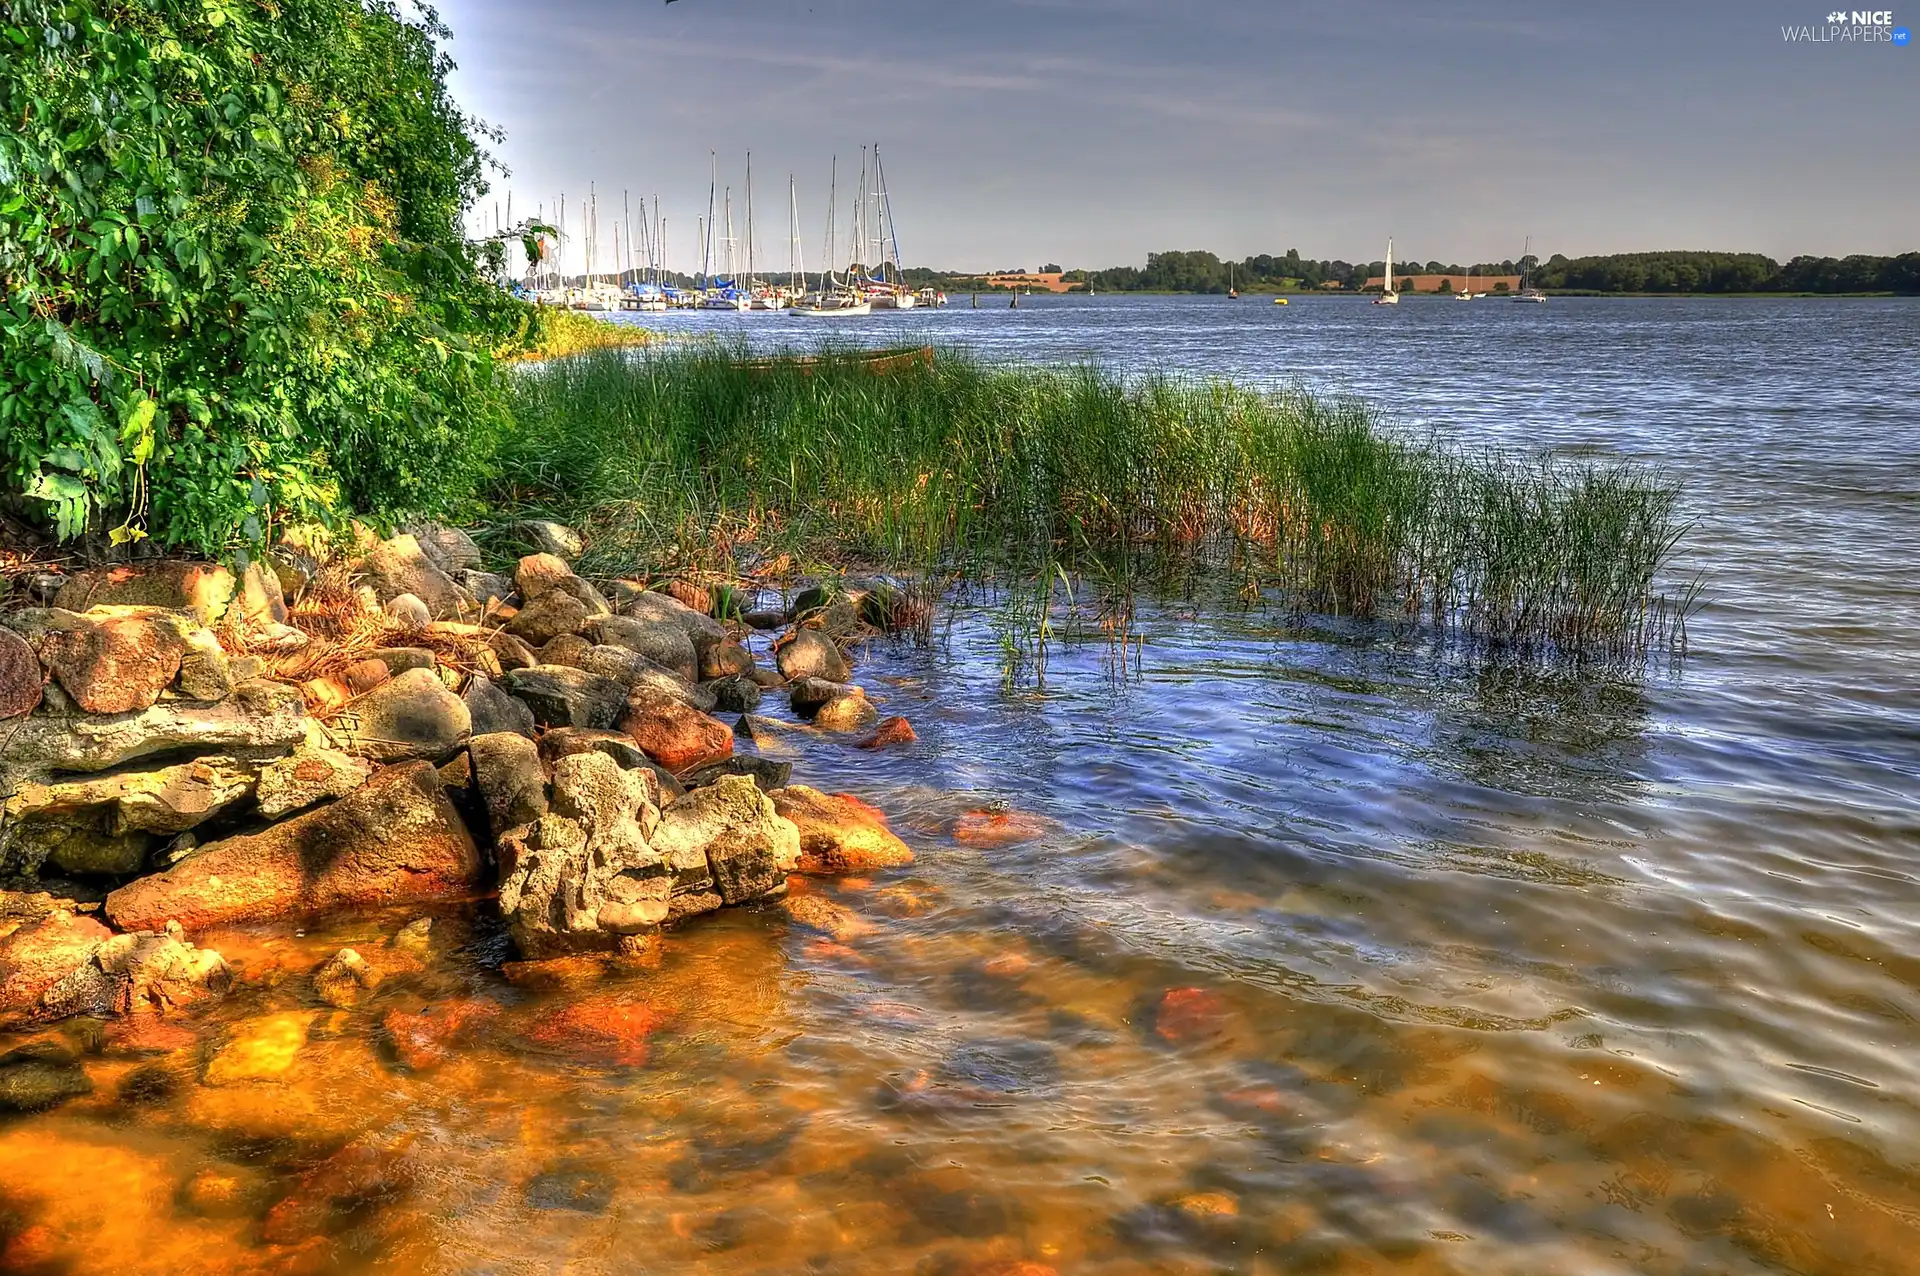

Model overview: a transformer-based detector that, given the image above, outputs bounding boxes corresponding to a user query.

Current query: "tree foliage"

[0,0,529,554]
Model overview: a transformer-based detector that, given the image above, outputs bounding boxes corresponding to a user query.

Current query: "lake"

[4,295,1917,1274]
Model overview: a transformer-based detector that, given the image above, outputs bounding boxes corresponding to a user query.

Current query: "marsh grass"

[494,342,1693,662]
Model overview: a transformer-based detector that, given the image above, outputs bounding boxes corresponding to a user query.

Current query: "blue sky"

[439,0,1918,271]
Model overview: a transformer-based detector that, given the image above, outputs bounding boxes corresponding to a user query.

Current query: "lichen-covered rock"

[771,785,915,874]
[175,627,234,700]
[26,606,192,714]
[255,745,371,819]
[105,761,482,932]
[51,559,284,625]
[502,665,628,730]
[4,754,260,838]
[699,640,755,681]
[577,644,716,710]
[582,614,698,681]
[405,523,483,574]
[469,732,548,839]
[312,948,382,1009]
[0,627,41,719]
[463,672,536,738]
[538,632,594,667]
[2,815,150,876]
[650,775,799,906]
[357,534,466,619]
[774,628,850,683]
[619,686,733,773]
[334,667,470,762]
[504,589,591,647]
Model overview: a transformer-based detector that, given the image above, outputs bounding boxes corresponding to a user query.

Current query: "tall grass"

[493,343,1692,661]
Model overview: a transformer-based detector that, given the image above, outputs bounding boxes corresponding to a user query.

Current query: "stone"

[679,756,793,793]
[456,569,514,607]
[582,614,698,681]
[524,994,659,1065]
[105,761,482,932]
[953,807,1057,847]
[0,679,307,796]
[814,692,880,732]
[383,997,499,1070]
[341,657,391,696]
[0,627,42,718]
[30,606,192,714]
[313,948,382,1008]
[204,1011,315,1085]
[469,731,549,838]
[487,629,539,671]
[775,628,850,683]
[650,775,799,905]
[175,627,234,700]
[784,893,870,942]
[606,587,727,653]
[510,520,584,562]
[0,910,113,1029]
[51,559,285,625]
[0,912,230,1029]
[502,665,628,730]
[392,917,433,957]
[463,672,537,738]
[771,786,915,874]
[539,728,686,800]
[742,609,786,631]
[334,666,469,762]
[0,1043,93,1112]
[384,592,432,627]
[255,745,371,819]
[514,552,575,600]
[706,674,762,714]
[577,643,715,710]
[619,687,734,773]
[357,534,466,619]
[857,716,918,749]
[368,646,437,675]
[734,714,799,748]
[3,754,259,838]
[405,523,483,574]
[1152,987,1234,1046]
[495,752,669,959]
[788,676,849,717]
[538,632,594,666]
[661,578,712,614]
[505,589,590,646]
[699,639,755,681]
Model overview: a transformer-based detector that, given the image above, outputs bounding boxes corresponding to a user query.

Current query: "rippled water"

[4,296,1918,1274]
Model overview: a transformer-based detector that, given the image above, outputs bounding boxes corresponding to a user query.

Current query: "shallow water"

[4,296,1919,1274]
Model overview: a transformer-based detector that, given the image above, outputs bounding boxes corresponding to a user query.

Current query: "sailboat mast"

[875,144,903,284]
[704,152,716,285]
[745,152,756,288]
[724,188,735,283]
[825,155,838,289]
[789,175,801,292]
[622,189,633,288]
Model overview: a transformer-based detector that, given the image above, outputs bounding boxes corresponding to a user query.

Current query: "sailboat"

[1513,236,1547,302]
[1455,262,1474,301]
[1227,261,1239,299]
[866,145,917,310]
[791,155,871,317]
[1373,238,1400,305]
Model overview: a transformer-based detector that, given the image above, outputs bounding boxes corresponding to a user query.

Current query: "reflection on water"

[5,297,1919,1273]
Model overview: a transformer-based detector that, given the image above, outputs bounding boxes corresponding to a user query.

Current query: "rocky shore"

[0,522,922,1041]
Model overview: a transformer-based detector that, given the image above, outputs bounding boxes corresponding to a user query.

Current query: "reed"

[492,343,1692,660]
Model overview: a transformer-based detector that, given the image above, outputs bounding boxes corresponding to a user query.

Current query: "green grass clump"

[492,343,1691,660]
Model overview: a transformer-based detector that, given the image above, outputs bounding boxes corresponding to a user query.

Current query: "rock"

[496,752,668,959]
[0,889,92,924]
[341,657,391,696]
[470,732,549,838]
[0,627,42,718]
[0,1043,93,1112]
[0,679,307,796]
[783,894,870,942]
[510,520,584,562]
[679,756,793,793]
[51,559,285,625]
[857,716,917,749]
[661,578,712,614]
[814,692,879,732]
[742,609,786,631]
[539,728,686,800]
[699,639,755,681]
[383,997,499,1070]
[733,714,796,748]
[105,761,482,932]
[582,614,698,681]
[313,948,382,1009]
[538,632,594,666]
[457,569,514,607]
[393,917,433,956]
[578,644,715,710]
[605,587,727,654]
[487,629,539,671]
[788,676,849,717]
[255,745,371,819]
[771,786,915,874]
[953,807,1057,848]
[180,1165,272,1219]
[502,665,628,730]
[29,606,192,714]
[619,687,733,773]
[358,534,466,619]
[334,666,469,762]
[650,775,800,905]
[513,552,575,600]
[384,593,432,627]
[0,912,229,1029]
[775,628,850,683]
[3,754,259,838]
[1151,987,1234,1046]
[525,994,659,1065]
[406,523,483,574]
[463,672,536,738]
[667,890,723,923]
[706,674,762,714]
[174,627,234,700]
[0,910,113,1028]
[204,1011,315,1085]
[368,646,437,675]
[506,589,590,646]
[525,1162,617,1214]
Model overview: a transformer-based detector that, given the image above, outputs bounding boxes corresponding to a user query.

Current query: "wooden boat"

[736,345,933,376]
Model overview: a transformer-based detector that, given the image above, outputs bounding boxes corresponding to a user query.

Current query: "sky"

[437,0,1919,273]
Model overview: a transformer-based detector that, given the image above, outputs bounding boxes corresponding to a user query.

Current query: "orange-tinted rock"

[1153,987,1233,1046]
[619,689,733,773]
[341,657,391,696]
[663,578,712,614]
[52,559,283,624]
[953,808,1056,848]
[525,995,661,1065]
[770,785,914,874]
[0,910,113,1028]
[381,998,500,1071]
[783,894,871,942]
[36,608,190,714]
[104,762,482,933]
[499,947,659,990]
[103,1016,200,1056]
[0,628,41,719]
[856,716,917,749]
[262,1130,419,1243]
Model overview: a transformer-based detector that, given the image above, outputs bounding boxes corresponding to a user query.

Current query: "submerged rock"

[382,997,500,1070]
[771,786,915,874]
[105,761,482,932]
[524,994,660,1066]
[0,1043,93,1113]
[312,947,382,1009]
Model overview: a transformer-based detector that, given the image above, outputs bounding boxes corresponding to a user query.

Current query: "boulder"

[384,593,432,628]
[582,614,697,681]
[538,633,594,667]
[650,775,799,906]
[457,570,514,608]
[255,745,371,819]
[505,589,591,647]
[706,674,762,714]
[774,628,850,683]
[469,732,549,838]
[539,728,686,800]
[0,911,229,1029]
[0,910,112,1029]
[699,639,755,681]
[788,676,848,718]
[742,609,787,631]
[30,606,192,714]
[619,687,733,773]
[51,559,284,625]
[605,587,726,653]
[0,627,42,718]
[510,520,584,562]
[734,714,803,750]
[368,647,437,675]
[175,627,234,700]
[502,665,628,730]
[771,786,915,874]
[577,644,715,711]
[357,534,466,619]
[2,816,150,876]
[513,552,575,600]
[405,523,483,574]
[487,629,540,671]
[463,673,536,738]
[334,667,470,762]
[496,752,669,959]
[858,717,918,749]
[105,761,483,932]
[679,756,793,794]
[815,692,879,732]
